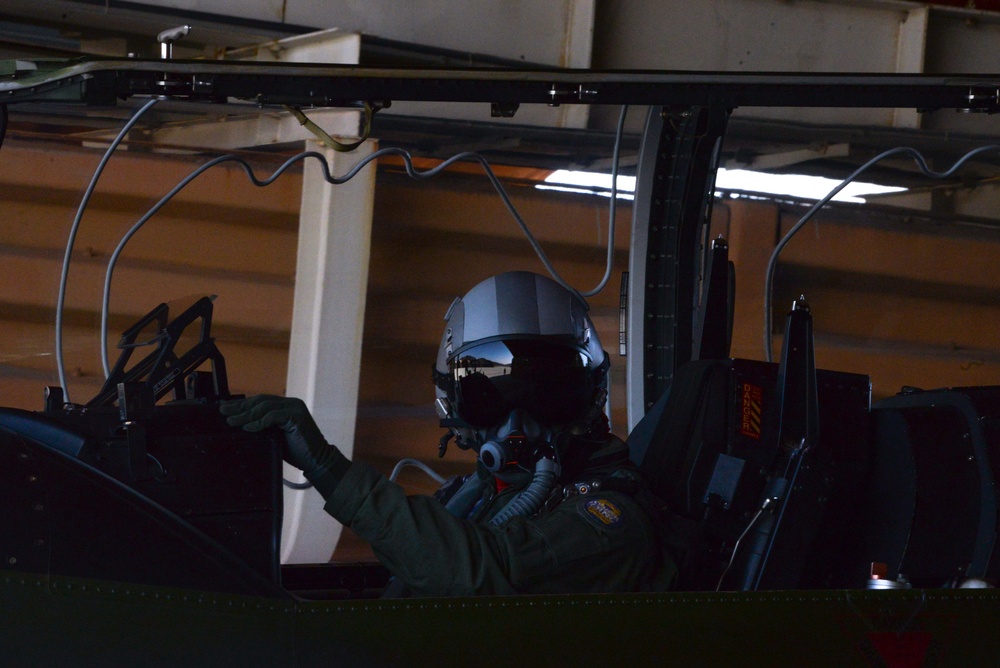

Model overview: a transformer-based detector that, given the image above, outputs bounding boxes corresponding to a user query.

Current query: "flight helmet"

[433,271,609,452]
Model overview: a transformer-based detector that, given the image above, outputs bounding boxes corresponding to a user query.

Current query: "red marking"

[739,383,763,440]
[867,632,933,668]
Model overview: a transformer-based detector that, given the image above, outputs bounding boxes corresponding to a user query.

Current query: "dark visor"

[443,339,594,428]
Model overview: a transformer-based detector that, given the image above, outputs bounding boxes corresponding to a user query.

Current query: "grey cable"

[763,144,1000,362]
[579,104,628,298]
[715,497,774,591]
[389,457,447,485]
[98,105,631,377]
[56,97,161,401]
[101,146,571,375]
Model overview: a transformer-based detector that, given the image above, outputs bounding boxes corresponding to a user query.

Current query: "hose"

[488,457,561,526]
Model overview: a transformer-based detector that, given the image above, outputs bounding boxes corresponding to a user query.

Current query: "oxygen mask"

[478,408,553,477]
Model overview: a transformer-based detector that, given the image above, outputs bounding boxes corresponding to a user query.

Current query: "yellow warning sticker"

[739,383,763,440]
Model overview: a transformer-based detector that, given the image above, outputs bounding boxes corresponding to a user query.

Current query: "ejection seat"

[626,239,872,591]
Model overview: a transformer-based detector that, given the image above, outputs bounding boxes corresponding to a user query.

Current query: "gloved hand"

[220,395,347,484]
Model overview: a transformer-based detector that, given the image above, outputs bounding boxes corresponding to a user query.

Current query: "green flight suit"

[319,437,677,597]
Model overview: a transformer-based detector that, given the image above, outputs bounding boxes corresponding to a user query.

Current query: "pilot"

[221,271,676,596]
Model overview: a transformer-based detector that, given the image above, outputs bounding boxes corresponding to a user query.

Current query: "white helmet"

[433,272,609,445]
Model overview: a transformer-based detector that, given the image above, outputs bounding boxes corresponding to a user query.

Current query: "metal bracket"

[490,101,519,118]
[87,296,231,409]
[964,86,1000,113]
[117,382,155,482]
[158,26,192,60]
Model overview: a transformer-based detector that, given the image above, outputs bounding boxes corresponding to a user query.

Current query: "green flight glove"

[220,395,349,489]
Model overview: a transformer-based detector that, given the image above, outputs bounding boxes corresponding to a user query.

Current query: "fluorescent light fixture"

[541,168,906,203]
[537,171,635,199]
[714,168,906,202]
[535,184,635,200]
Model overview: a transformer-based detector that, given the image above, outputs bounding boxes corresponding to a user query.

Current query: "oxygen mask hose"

[488,457,561,526]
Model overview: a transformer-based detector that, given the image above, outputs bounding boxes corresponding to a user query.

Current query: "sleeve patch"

[579,498,626,531]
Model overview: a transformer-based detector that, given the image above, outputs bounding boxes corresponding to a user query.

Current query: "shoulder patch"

[579,497,626,531]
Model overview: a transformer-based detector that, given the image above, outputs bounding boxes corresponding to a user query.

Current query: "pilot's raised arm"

[222,272,676,597]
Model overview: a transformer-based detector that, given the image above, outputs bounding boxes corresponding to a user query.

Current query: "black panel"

[629,358,872,591]
[860,388,1000,587]
[0,403,287,598]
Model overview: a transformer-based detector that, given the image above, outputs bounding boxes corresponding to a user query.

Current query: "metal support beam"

[893,7,929,129]
[282,138,377,564]
[7,60,1000,112]
[146,108,361,151]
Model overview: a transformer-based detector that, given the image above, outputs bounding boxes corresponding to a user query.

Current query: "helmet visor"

[445,339,594,428]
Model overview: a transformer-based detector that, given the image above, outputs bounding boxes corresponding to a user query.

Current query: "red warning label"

[739,383,763,440]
